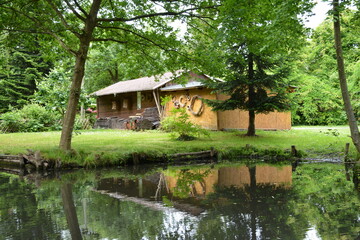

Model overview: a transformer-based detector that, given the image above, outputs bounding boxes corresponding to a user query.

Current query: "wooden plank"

[0,167,22,175]
[0,155,21,160]
[0,158,21,164]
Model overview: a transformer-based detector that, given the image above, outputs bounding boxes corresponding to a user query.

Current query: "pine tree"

[0,38,51,113]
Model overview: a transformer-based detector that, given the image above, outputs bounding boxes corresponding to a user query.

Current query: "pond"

[0,162,359,240]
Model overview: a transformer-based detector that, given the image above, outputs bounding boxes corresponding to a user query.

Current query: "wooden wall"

[97,88,291,131]
[216,94,291,130]
[163,88,218,130]
[97,91,156,118]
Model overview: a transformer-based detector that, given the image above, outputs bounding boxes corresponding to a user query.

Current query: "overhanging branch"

[97,5,219,22]
[64,0,87,21]
[91,38,128,44]
[44,0,81,37]
[73,0,89,17]
[95,24,169,49]
[1,5,77,56]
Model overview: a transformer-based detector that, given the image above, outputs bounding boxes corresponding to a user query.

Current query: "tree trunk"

[61,183,82,240]
[247,109,256,136]
[59,0,102,151]
[59,52,87,151]
[333,0,360,154]
[248,166,257,240]
[247,53,256,136]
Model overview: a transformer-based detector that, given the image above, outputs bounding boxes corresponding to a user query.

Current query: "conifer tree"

[191,0,312,136]
[0,38,51,113]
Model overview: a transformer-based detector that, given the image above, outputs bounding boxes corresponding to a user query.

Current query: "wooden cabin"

[92,71,291,130]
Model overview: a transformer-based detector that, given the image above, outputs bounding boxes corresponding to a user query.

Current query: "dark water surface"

[1,162,359,240]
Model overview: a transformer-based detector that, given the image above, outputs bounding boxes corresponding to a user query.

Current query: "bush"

[0,104,61,133]
[161,107,209,140]
[0,110,24,132]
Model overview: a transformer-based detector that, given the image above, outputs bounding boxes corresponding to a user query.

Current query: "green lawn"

[0,126,357,166]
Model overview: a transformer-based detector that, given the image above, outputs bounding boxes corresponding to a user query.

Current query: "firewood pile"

[94,107,160,130]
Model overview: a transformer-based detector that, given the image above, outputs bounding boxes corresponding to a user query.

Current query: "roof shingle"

[92,71,182,96]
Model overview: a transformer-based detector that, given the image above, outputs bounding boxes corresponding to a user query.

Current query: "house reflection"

[164,165,292,198]
[96,164,292,205]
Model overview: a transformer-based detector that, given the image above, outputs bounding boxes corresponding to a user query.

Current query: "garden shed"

[92,71,291,130]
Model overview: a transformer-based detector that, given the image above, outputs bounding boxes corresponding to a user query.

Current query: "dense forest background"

[0,3,359,126]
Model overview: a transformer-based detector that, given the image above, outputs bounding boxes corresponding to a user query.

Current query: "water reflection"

[93,164,304,239]
[0,162,359,240]
[61,183,82,240]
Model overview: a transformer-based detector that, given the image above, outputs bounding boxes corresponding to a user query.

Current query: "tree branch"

[73,0,89,17]
[95,25,169,49]
[63,0,87,21]
[91,38,128,44]
[0,28,51,35]
[97,5,219,22]
[44,0,81,37]
[47,32,78,56]
[1,5,77,56]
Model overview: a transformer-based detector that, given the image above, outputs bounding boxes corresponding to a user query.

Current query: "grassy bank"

[0,126,357,166]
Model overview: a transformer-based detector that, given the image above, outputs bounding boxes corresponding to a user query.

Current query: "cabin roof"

[160,81,204,91]
[92,71,183,96]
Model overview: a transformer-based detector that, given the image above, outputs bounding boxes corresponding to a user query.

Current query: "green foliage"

[189,0,312,134]
[85,43,170,93]
[291,9,360,125]
[0,34,52,113]
[172,168,211,198]
[34,60,93,117]
[0,104,61,133]
[161,107,210,140]
[290,73,346,125]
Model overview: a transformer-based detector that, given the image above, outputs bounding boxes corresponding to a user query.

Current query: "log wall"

[97,91,157,118]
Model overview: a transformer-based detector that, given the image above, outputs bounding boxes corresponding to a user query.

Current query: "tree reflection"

[61,183,82,240]
[0,174,62,239]
[196,165,308,240]
[2,163,359,240]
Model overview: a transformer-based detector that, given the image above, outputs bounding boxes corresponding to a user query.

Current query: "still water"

[0,162,359,240]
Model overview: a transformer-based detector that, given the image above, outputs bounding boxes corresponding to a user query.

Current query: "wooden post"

[19,156,25,168]
[291,145,297,157]
[344,143,351,181]
[132,153,139,165]
[353,162,359,191]
[344,143,350,161]
[210,147,216,162]
[210,147,215,157]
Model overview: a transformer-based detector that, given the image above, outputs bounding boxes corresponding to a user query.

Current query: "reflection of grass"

[0,126,356,165]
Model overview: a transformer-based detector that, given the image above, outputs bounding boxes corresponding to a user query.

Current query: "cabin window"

[112,101,117,110]
[122,99,128,109]
[137,91,141,110]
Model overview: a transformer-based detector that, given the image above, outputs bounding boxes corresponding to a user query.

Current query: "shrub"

[0,110,24,132]
[161,107,209,140]
[0,104,61,133]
